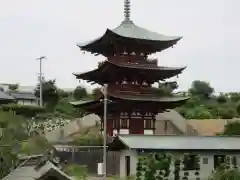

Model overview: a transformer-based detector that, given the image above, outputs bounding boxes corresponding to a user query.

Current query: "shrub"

[63,164,88,180]
[0,104,45,117]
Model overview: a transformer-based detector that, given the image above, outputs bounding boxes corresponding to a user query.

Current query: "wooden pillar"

[152,113,156,134]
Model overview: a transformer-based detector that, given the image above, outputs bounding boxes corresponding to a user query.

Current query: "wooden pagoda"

[72,0,189,136]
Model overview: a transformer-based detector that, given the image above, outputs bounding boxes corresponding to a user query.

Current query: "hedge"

[0,104,45,117]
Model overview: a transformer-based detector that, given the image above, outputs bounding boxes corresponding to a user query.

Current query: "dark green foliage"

[8,84,19,91]
[54,98,78,118]
[221,122,240,135]
[0,104,44,117]
[137,153,172,180]
[92,88,102,99]
[0,112,30,178]
[137,153,202,180]
[189,80,214,99]
[63,164,88,180]
[35,79,60,112]
[73,86,88,100]
[209,156,240,180]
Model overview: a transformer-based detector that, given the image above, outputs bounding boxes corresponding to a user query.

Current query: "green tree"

[154,81,178,97]
[0,112,29,178]
[221,122,240,135]
[35,79,59,111]
[73,86,88,100]
[189,80,214,99]
[8,84,19,91]
[58,89,71,99]
[184,106,212,119]
[92,88,102,99]
[228,92,240,102]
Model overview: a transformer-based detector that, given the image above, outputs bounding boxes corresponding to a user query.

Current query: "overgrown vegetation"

[63,164,88,180]
[31,79,240,120]
[136,152,239,180]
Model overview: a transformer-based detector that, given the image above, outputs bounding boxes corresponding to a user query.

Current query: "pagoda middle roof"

[70,92,189,112]
[74,60,185,83]
[77,21,182,54]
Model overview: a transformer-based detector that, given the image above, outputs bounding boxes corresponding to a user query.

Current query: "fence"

[54,145,120,175]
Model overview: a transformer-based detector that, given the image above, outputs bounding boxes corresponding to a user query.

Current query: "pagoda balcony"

[108,84,158,97]
[108,55,158,66]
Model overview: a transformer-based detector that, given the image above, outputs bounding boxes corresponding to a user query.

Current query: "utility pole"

[36,56,46,107]
[103,84,108,180]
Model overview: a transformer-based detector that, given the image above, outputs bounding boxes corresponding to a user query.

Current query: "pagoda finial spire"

[124,0,131,22]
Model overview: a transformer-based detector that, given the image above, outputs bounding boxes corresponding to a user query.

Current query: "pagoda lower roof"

[74,61,185,84]
[77,21,181,55]
[69,92,189,113]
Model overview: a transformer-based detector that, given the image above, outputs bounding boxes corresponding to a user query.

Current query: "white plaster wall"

[119,129,129,134]
[119,149,138,179]
[119,150,240,180]
[144,130,153,135]
[17,100,38,106]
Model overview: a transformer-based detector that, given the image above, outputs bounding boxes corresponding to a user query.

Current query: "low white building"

[108,135,240,180]
[8,91,38,106]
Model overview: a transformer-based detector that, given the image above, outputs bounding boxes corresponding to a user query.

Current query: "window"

[202,157,208,164]
[214,155,226,169]
[113,119,120,129]
[144,120,152,129]
[121,119,129,129]
[183,155,200,170]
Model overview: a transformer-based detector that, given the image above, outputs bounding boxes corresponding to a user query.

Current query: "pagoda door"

[129,112,144,134]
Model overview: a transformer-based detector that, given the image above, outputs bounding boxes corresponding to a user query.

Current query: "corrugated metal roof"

[115,135,240,150]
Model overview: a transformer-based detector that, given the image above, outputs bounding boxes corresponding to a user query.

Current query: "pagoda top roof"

[77,0,182,55]
[78,20,181,47]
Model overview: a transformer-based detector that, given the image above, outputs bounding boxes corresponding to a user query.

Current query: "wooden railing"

[108,56,158,66]
[108,84,156,96]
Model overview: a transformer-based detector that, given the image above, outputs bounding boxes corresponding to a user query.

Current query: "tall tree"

[92,88,102,99]
[35,79,59,111]
[8,84,19,91]
[73,86,88,100]
[189,80,214,99]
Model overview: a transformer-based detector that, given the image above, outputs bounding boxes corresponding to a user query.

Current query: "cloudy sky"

[0,0,239,92]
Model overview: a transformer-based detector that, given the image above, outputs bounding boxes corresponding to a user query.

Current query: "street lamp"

[36,56,46,107]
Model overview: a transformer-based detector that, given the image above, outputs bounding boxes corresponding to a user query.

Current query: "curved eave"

[77,22,182,54]
[69,100,100,107]
[109,61,186,71]
[108,92,189,103]
[73,61,186,83]
[73,61,108,80]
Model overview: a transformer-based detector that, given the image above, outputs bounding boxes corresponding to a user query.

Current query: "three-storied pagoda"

[72,0,189,136]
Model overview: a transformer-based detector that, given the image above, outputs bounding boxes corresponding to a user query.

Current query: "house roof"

[108,135,240,151]
[0,91,15,101]
[8,91,37,100]
[2,161,73,180]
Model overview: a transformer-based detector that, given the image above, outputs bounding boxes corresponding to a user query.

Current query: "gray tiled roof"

[78,21,181,48]
[110,135,240,151]
[8,91,37,100]
[0,91,15,100]
[2,161,73,180]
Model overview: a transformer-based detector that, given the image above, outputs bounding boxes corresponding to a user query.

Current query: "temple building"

[72,0,188,136]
